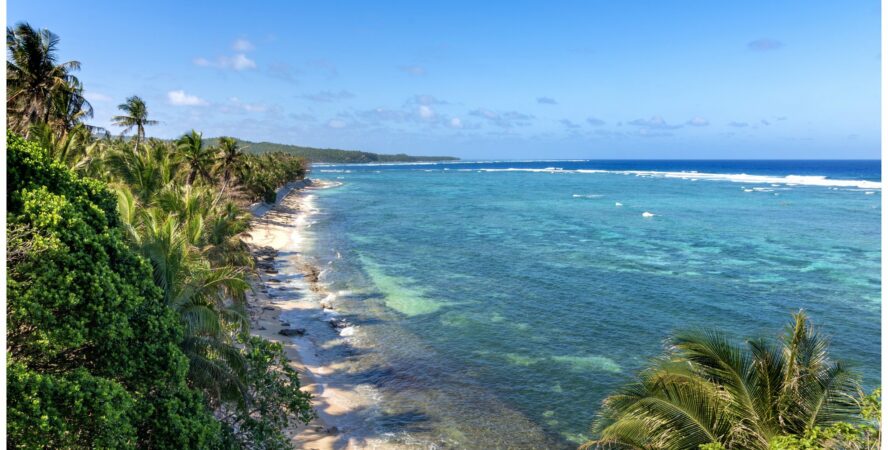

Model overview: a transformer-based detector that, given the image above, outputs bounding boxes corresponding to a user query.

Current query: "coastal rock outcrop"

[279,328,306,337]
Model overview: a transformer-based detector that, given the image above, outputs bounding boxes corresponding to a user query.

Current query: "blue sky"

[9,1,881,159]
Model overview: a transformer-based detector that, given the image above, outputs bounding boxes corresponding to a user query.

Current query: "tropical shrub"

[217,337,315,449]
[6,132,221,448]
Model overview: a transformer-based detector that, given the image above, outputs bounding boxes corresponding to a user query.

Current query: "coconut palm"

[214,136,249,196]
[7,23,91,136]
[111,95,157,150]
[117,198,251,408]
[215,137,246,180]
[28,122,93,169]
[584,311,860,450]
[177,130,216,185]
[104,139,180,202]
[46,79,94,133]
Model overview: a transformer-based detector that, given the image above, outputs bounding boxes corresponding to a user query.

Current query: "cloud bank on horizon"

[9,0,880,159]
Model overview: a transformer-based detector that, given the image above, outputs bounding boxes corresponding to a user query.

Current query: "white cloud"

[232,38,254,52]
[228,53,256,70]
[450,117,463,128]
[686,117,709,127]
[418,105,435,119]
[193,53,256,71]
[628,115,681,129]
[167,90,207,106]
[223,96,268,113]
[298,90,355,102]
[469,109,535,128]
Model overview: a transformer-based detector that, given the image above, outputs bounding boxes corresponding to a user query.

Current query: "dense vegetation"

[7,22,313,448]
[205,137,459,164]
[583,312,880,450]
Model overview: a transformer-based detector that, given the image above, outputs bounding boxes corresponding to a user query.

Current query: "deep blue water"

[304,160,880,448]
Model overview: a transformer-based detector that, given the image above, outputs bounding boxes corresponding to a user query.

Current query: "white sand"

[243,180,378,450]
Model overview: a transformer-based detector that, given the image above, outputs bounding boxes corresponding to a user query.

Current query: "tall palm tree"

[215,137,248,180]
[177,130,215,186]
[111,95,157,151]
[7,23,90,136]
[584,311,859,450]
[46,78,93,133]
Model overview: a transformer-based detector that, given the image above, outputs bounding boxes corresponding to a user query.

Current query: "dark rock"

[279,328,306,337]
[328,318,350,330]
[304,265,320,283]
[326,426,339,434]
[262,306,275,311]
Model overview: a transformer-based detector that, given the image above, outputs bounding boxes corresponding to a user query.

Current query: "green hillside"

[206,138,459,164]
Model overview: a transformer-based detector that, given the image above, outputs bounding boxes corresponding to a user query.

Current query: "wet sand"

[244,180,381,450]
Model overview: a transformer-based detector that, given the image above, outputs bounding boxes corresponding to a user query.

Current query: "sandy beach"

[244,179,381,450]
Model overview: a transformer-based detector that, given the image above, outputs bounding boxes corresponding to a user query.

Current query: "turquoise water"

[305,161,880,448]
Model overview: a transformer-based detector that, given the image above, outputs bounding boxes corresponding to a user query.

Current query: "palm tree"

[28,122,93,169]
[115,193,251,408]
[111,95,158,151]
[104,139,180,202]
[584,311,860,450]
[7,23,90,136]
[214,137,248,188]
[46,79,93,133]
[177,130,215,186]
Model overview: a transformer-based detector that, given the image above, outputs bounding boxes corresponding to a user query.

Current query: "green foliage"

[8,362,135,448]
[7,22,92,136]
[7,131,221,448]
[219,337,316,449]
[584,312,863,450]
[205,136,458,163]
[699,444,727,450]
[8,24,318,449]
[241,151,307,203]
[768,389,881,450]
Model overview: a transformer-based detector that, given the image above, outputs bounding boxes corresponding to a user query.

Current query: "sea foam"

[476,167,880,189]
[572,194,603,198]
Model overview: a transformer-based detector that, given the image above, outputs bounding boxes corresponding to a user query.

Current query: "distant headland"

[205,137,459,164]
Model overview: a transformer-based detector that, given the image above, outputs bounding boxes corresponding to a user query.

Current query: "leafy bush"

[7,131,221,449]
[218,337,315,449]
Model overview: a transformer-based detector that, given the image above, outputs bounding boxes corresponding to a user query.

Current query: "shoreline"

[242,177,576,449]
[243,179,371,450]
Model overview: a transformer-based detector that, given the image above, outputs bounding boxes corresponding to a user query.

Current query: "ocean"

[290,160,880,448]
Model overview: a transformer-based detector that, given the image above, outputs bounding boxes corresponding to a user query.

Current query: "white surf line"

[471,168,881,189]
